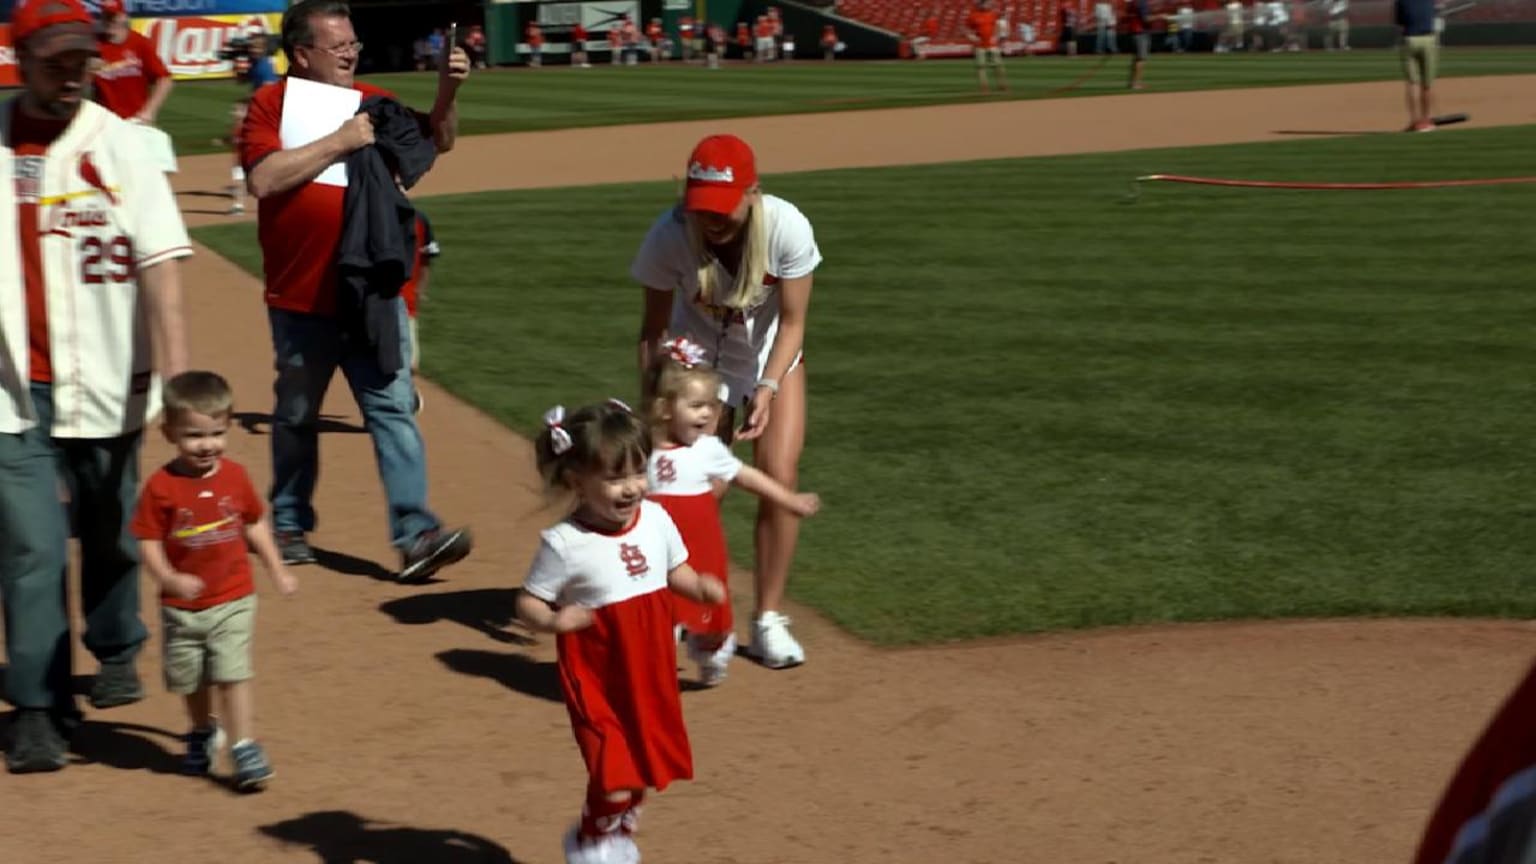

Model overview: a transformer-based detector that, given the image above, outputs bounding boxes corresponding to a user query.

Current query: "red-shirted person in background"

[571,21,590,68]
[238,0,473,582]
[915,8,941,59]
[91,0,172,125]
[965,0,1009,92]
[736,20,751,59]
[820,22,838,60]
[525,21,544,67]
[679,14,696,61]
[645,17,663,62]
[608,24,623,64]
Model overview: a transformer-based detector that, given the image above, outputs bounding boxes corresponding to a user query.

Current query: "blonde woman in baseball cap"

[631,134,823,671]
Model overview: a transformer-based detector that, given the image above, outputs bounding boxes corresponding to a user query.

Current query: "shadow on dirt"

[258,810,524,863]
[378,589,536,646]
[435,648,563,704]
[232,411,368,436]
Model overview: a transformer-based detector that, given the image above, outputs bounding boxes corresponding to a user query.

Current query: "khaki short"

[162,594,257,694]
[974,46,1003,67]
[1401,34,1438,86]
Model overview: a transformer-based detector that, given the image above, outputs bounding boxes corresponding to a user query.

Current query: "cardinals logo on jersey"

[78,152,119,206]
[619,543,649,579]
[654,455,677,485]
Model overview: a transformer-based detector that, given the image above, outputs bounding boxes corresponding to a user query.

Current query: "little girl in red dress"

[642,337,821,686]
[516,399,726,864]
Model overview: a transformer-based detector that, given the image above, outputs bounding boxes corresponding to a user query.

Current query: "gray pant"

[0,383,146,711]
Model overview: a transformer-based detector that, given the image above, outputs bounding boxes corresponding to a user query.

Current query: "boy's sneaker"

[398,527,473,583]
[183,723,226,776]
[88,661,145,709]
[231,739,274,792]
[687,632,737,687]
[5,709,67,774]
[745,611,805,669]
[276,532,317,566]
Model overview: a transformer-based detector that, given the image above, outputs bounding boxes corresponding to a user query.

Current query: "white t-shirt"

[522,501,689,610]
[647,436,743,497]
[630,194,822,406]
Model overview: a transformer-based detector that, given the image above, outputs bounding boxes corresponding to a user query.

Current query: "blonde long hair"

[684,194,771,311]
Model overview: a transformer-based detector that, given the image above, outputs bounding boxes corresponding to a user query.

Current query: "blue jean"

[0,384,145,710]
[268,303,439,549]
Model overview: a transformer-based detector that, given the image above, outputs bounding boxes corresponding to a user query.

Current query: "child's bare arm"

[731,465,821,517]
[668,562,726,605]
[244,517,298,595]
[140,539,204,601]
[516,590,593,634]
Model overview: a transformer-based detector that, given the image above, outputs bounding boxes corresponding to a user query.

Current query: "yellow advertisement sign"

[130,12,289,81]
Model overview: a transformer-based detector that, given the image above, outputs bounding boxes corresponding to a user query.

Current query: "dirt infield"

[2,75,1533,864]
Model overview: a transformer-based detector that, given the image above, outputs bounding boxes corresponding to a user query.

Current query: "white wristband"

[756,378,780,396]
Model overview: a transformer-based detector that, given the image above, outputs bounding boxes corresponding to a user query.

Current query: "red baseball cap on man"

[11,0,99,56]
[684,134,758,215]
[98,0,127,16]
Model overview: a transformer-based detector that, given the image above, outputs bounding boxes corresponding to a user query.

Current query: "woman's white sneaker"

[747,611,804,669]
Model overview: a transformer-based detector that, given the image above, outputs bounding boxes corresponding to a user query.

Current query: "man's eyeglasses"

[306,40,363,57]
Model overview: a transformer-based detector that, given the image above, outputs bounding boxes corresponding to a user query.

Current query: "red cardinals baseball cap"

[684,134,758,215]
[11,0,98,56]
[98,0,126,16]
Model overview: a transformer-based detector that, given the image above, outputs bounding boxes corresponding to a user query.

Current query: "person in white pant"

[632,133,822,669]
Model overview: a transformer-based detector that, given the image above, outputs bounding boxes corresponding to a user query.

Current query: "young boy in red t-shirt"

[130,371,297,791]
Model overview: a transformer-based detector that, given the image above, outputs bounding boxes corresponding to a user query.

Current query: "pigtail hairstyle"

[534,400,653,493]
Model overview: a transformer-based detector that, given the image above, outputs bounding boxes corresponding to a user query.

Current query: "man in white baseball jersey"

[0,0,191,774]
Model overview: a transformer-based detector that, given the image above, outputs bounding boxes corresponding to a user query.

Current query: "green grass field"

[155,47,1536,156]
[194,123,1536,645]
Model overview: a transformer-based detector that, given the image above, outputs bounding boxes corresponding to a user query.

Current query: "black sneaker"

[276,532,317,566]
[5,709,67,774]
[398,527,473,583]
[231,739,274,792]
[88,661,145,710]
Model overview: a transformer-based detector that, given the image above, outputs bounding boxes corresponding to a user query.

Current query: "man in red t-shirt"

[965,0,1009,92]
[238,0,472,583]
[90,0,172,124]
[571,22,590,68]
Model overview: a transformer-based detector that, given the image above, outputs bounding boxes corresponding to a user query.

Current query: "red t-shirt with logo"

[93,31,170,120]
[967,9,1000,48]
[10,105,69,384]
[240,78,409,316]
[130,458,264,611]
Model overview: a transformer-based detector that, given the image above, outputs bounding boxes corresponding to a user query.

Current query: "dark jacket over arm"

[337,95,437,375]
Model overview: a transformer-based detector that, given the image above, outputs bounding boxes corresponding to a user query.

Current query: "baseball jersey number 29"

[80,235,134,285]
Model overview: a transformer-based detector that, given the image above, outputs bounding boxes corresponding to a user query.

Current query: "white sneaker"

[564,827,640,864]
[687,632,736,687]
[747,611,804,669]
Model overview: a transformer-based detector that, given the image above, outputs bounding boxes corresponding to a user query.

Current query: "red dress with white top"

[646,435,742,636]
[522,500,694,793]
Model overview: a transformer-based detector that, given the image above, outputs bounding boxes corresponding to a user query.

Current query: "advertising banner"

[131,11,287,79]
[535,1,641,32]
[3,9,284,85]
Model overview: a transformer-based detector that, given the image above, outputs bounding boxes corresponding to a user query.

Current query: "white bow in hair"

[608,397,634,414]
[662,336,707,368]
[544,405,573,455]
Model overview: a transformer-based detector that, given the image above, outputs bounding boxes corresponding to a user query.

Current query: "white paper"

[133,123,178,174]
[279,76,361,188]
